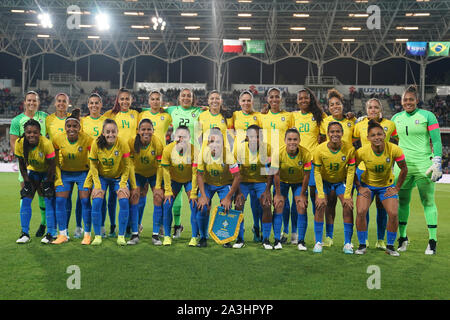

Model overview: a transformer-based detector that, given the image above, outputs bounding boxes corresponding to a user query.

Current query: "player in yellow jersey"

[52,109,93,245]
[128,119,164,245]
[271,128,311,250]
[103,88,140,142]
[352,98,398,250]
[287,88,326,244]
[354,120,408,256]
[313,122,356,254]
[46,93,71,140]
[232,125,272,249]
[15,119,57,244]
[197,90,230,150]
[138,90,171,235]
[81,93,117,238]
[85,119,131,246]
[196,127,240,248]
[161,126,198,246]
[319,89,356,247]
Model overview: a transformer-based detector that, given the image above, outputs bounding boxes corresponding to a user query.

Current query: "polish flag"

[223,39,243,53]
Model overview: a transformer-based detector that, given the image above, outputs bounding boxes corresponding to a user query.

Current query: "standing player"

[353,98,398,249]
[197,91,229,148]
[138,90,172,234]
[197,127,240,247]
[161,126,198,246]
[354,120,408,256]
[165,88,205,239]
[10,91,48,238]
[85,119,131,246]
[319,89,355,247]
[233,125,272,249]
[272,128,311,250]
[313,122,356,254]
[52,109,93,245]
[391,85,443,255]
[289,88,325,244]
[128,119,164,245]
[228,91,263,242]
[15,119,56,244]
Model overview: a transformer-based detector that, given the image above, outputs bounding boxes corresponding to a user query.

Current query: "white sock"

[84,232,91,236]
[60,229,67,236]
[132,232,138,235]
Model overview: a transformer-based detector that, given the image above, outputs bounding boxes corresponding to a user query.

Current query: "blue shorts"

[320,180,346,196]
[308,164,316,187]
[171,180,192,195]
[28,170,47,182]
[56,170,89,193]
[240,182,267,200]
[275,181,305,198]
[98,176,126,193]
[359,183,398,202]
[135,173,157,189]
[199,184,231,202]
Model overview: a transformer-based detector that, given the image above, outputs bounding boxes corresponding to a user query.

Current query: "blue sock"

[81,198,91,233]
[238,220,244,240]
[344,223,353,244]
[55,196,68,231]
[91,198,103,235]
[262,222,272,241]
[152,203,163,234]
[190,201,199,238]
[314,221,323,243]
[326,223,334,239]
[163,198,174,237]
[282,200,290,234]
[20,197,33,234]
[297,214,307,241]
[291,199,298,234]
[273,213,283,241]
[66,196,72,230]
[101,197,107,226]
[118,198,130,236]
[376,207,388,240]
[130,203,139,233]
[386,231,397,246]
[75,195,82,228]
[250,194,261,231]
[309,191,316,216]
[357,230,368,246]
[197,207,208,239]
[108,190,117,227]
[44,197,57,237]
[138,196,147,225]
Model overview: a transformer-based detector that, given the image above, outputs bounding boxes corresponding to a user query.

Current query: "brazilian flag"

[428,42,450,56]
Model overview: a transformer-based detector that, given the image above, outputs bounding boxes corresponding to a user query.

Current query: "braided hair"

[19,119,41,165]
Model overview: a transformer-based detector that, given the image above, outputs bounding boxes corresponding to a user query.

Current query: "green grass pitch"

[1,172,449,300]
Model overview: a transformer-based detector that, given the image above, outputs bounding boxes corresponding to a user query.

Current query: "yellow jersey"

[353,118,398,147]
[14,135,55,172]
[161,141,198,197]
[234,142,271,183]
[198,110,229,145]
[87,137,131,189]
[356,142,405,188]
[229,110,261,131]
[320,115,355,150]
[197,146,239,186]
[46,113,71,140]
[293,111,325,151]
[52,132,93,172]
[138,111,172,145]
[103,109,139,142]
[312,142,356,198]
[276,145,312,184]
[259,110,294,149]
[81,115,105,139]
[129,136,163,178]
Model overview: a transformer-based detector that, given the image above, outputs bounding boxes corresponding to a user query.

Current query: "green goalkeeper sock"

[417,178,438,241]
[398,188,412,238]
[38,195,46,225]
[173,192,182,226]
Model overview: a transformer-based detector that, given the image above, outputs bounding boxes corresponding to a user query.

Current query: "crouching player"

[197,127,240,248]
[128,119,164,245]
[52,109,93,245]
[354,120,408,256]
[313,122,356,254]
[161,125,198,246]
[15,119,57,244]
[272,128,311,250]
[86,119,131,246]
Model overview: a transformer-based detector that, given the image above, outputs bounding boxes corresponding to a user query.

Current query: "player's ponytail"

[21,119,41,165]
[134,119,153,154]
[97,119,118,150]
[111,88,132,115]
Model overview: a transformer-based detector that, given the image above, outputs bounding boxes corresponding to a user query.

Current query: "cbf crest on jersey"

[78,147,83,152]
[415,120,420,125]
[151,150,156,156]
[192,113,196,118]
[281,117,285,121]
[298,160,303,166]
[347,122,352,127]
[130,114,135,119]
[386,157,391,163]
[161,116,165,120]
[114,151,119,156]
[39,152,43,158]
[342,156,346,162]
[253,116,257,121]
[384,127,388,131]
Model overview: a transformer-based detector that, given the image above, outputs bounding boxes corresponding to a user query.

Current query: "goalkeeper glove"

[425,156,443,182]
[41,181,55,198]
[20,181,34,199]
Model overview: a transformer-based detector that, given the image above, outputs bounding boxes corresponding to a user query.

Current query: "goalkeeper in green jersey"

[391,85,442,255]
